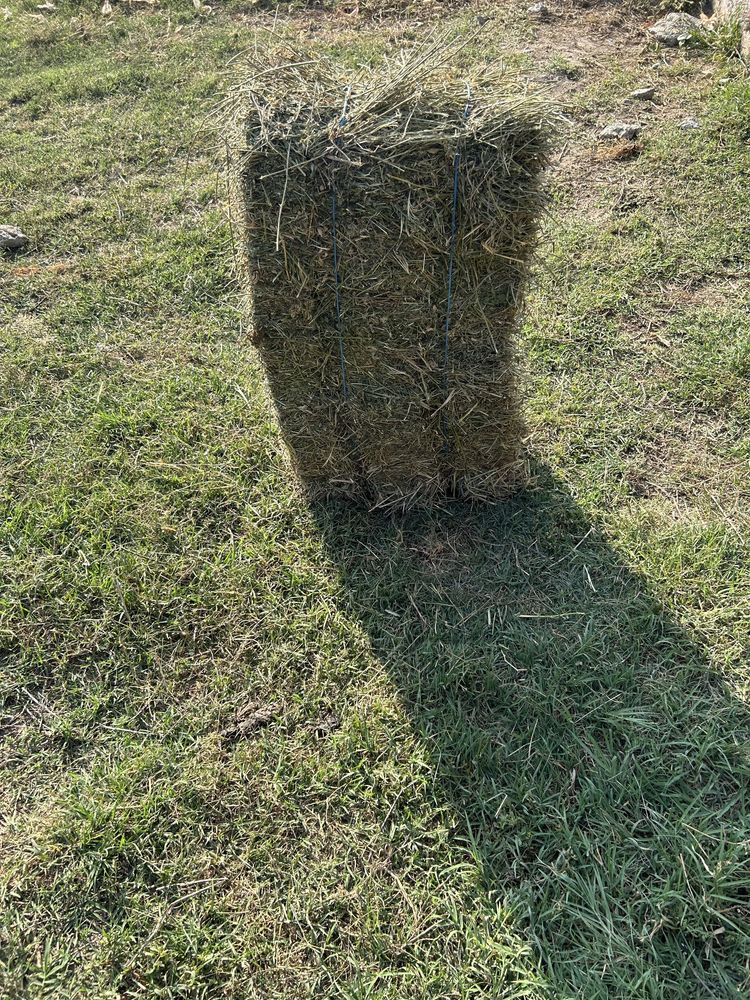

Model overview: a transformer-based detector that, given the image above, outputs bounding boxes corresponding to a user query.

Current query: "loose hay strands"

[229,33,554,510]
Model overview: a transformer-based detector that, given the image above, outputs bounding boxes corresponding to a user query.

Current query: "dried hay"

[230,35,553,509]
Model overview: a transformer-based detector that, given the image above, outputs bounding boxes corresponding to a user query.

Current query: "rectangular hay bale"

[231,38,551,509]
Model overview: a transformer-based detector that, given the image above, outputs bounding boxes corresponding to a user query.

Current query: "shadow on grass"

[310,464,750,998]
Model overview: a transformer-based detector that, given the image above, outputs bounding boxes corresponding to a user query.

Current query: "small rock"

[527,2,550,18]
[630,86,656,101]
[679,117,700,130]
[648,12,703,47]
[600,122,641,141]
[0,224,28,250]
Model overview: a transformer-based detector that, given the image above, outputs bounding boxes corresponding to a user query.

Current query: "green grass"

[1,2,750,998]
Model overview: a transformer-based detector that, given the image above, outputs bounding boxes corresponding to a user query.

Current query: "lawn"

[1,1,749,998]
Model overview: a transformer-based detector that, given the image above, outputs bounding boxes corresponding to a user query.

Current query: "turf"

[1,2,749,998]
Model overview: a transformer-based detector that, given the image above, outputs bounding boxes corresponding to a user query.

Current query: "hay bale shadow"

[308,463,750,995]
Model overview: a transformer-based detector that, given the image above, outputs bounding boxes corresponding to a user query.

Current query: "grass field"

[1,1,750,997]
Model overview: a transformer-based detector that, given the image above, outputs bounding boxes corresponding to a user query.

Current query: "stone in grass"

[600,122,641,141]
[680,117,700,130]
[648,12,704,47]
[630,86,656,101]
[527,3,551,18]
[0,224,28,250]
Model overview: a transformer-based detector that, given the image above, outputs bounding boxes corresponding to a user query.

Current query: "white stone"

[630,87,656,101]
[600,122,641,141]
[0,225,28,250]
[648,12,704,47]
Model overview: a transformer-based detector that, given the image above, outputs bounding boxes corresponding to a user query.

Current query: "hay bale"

[230,37,552,509]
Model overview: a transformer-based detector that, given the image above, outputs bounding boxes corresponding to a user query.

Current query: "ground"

[1,1,749,998]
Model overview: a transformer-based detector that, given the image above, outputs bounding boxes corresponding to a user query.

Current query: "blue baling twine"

[331,85,352,400]
[442,84,473,432]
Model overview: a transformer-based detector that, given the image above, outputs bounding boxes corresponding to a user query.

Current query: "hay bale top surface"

[232,34,553,172]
